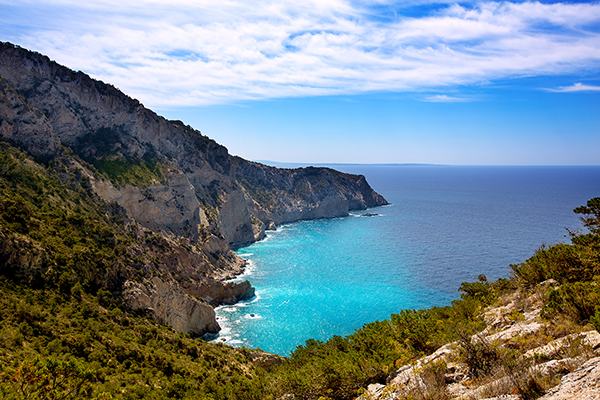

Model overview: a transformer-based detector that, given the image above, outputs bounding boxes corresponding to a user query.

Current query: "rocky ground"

[361,280,600,400]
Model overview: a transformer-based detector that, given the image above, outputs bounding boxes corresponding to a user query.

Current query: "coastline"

[202,162,600,355]
[208,205,392,353]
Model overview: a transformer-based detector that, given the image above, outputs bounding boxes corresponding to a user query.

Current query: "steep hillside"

[0,42,387,335]
[2,196,598,400]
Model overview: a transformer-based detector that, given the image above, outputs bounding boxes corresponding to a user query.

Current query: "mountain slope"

[1,42,599,400]
[0,41,387,335]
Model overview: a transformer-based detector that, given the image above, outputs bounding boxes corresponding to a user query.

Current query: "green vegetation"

[95,156,165,188]
[1,140,599,399]
[0,142,265,399]
[0,278,265,399]
[0,144,126,290]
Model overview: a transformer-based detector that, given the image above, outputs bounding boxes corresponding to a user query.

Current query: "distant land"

[255,161,445,168]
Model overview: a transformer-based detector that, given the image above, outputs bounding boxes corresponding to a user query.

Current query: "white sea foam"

[216,323,231,335]
[224,259,256,283]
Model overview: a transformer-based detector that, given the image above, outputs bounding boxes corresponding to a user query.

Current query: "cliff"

[0,42,387,335]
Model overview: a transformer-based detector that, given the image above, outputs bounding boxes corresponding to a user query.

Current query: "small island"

[359,212,380,217]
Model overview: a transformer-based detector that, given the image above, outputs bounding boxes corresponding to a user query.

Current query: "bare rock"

[361,343,459,399]
[123,277,220,336]
[477,306,543,344]
[538,356,600,400]
[181,278,255,306]
[219,189,257,244]
[525,331,600,360]
[0,76,60,157]
[247,350,285,371]
[0,229,48,274]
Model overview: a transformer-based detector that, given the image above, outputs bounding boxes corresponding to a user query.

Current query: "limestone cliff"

[123,277,220,336]
[0,42,387,335]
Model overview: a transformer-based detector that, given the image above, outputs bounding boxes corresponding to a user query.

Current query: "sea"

[207,165,600,356]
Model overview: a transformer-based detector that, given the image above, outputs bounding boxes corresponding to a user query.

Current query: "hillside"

[0,41,387,336]
[1,191,599,399]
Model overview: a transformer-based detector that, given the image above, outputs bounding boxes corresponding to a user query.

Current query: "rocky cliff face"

[123,277,221,336]
[0,42,387,336]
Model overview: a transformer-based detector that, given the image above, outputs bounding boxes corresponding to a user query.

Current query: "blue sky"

[1,0,599,164]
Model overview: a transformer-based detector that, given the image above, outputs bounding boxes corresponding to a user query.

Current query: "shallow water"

[209,165,600,355]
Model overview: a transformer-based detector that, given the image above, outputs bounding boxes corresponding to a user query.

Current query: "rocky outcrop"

[0,41,388,336]
[231,159,388,229]
[247,350,285,371]
[362,289,600,400]
[123,277,220,336]
[539,357,600,400]
[0,228,49,276]
[181,279,255,307]
[0,76,60,157]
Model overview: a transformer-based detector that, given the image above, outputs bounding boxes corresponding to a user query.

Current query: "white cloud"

[2,0,600,106]
[546,82,600,92]
[423,94,473,102]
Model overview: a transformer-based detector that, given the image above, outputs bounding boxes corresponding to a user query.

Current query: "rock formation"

[539,357,600,400]
[123,277,220,336]
[0,42,387,335]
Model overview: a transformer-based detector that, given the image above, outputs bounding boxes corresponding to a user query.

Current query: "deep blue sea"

[209,165,600,356]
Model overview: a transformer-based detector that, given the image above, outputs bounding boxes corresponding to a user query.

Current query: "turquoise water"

[210,166,600,356]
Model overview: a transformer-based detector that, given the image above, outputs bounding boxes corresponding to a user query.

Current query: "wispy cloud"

[546,82,600,92]
[2,0,600,106]
[423,94,474,103]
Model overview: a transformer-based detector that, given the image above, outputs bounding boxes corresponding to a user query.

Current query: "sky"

[1,0,599,165]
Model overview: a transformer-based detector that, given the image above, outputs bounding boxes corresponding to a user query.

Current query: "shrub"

[543,279,600,324]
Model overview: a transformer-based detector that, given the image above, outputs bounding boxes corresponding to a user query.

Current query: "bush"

[543,279,600,324]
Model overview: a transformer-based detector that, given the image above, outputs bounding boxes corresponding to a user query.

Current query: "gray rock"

[539,356,600,400]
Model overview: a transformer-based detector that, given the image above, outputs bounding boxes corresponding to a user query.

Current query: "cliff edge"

[0,42,387,335]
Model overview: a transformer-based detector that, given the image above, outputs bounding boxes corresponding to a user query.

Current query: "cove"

[211,165,600,356]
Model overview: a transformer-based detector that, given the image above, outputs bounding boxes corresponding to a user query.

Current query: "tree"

[574,197,600,234]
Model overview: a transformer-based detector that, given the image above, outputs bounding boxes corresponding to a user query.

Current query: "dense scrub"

[0,278,265,399]
[512,197,600,331]
[0,144,132,291]
[1,140,599,399]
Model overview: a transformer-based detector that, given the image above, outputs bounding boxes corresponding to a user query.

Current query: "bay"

[209,165,600,356]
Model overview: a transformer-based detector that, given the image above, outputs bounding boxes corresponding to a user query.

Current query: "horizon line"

[253,161,600,168]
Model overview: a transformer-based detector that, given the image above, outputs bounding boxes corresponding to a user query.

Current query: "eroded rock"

[123,277,220,336]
